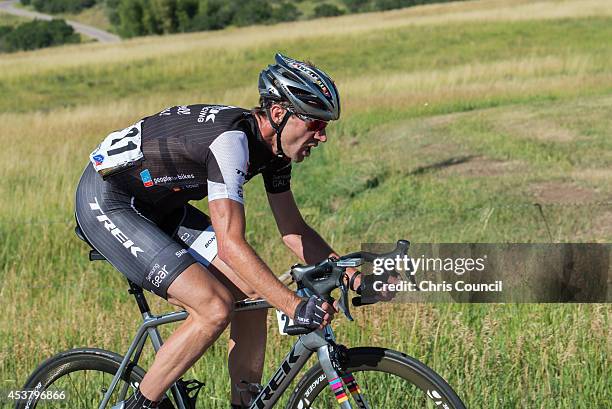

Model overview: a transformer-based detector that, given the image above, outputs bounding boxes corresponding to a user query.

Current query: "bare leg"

[207,257,268,406]
[228,308,267,405]
[138,263,234,401]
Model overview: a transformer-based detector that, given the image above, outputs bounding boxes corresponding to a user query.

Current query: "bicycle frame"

[100,288,369,409]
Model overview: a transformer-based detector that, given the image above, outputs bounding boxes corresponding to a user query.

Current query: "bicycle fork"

[317,345,370,409]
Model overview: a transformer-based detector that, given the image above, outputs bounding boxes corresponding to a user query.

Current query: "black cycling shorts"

[75,164,219,299]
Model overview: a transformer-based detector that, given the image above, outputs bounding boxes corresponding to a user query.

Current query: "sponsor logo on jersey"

[88,197,144,258]
[153,173,195,184]
[147,263,170,288]
[204,235,216,248]
[140,169,154,187]
[175,249,187,258]
[177,105,191,115]
[272,174,291,188]
[196,105,236,123]
[93,154,105,165]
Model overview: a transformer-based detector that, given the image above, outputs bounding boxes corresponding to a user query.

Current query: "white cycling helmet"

[259,53,340,121]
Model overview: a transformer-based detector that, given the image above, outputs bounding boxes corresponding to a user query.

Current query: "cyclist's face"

[282,112,328,163]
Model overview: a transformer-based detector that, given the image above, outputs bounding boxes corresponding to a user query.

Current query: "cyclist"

[75,53,361,409]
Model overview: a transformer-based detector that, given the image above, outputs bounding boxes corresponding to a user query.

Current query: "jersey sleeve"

[262,161,292,194]
[206,131,249,204]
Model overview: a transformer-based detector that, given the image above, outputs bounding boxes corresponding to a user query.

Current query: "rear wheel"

[286,347,466,409]
[16,348,175,409]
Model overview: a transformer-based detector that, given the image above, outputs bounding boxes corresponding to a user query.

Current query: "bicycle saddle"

[74,224,107,261]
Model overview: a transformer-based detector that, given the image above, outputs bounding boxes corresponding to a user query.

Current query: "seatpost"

[127,280,151,315]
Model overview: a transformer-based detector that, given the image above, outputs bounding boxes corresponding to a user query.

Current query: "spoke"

[67,372,86,408]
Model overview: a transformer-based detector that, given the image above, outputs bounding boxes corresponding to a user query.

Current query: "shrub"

[0,19,79,52]
[26,0,98,14]
[313,3,345,18]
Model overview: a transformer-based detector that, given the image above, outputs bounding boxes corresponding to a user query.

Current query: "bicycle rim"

[287,347,466,409]
[17,349,145,409]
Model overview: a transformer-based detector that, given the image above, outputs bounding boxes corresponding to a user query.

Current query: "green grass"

[55,3,114,33]
[0,1,611,408]
[0,10,31,26]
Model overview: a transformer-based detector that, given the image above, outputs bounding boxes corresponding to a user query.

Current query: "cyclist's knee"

[191,291,234,331]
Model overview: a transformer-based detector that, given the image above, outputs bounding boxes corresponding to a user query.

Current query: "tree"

[117,0,146,37]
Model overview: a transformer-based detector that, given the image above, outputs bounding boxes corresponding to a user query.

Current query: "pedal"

[176,378,205,409]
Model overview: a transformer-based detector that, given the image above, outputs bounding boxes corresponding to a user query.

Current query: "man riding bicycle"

[75,53,361,409]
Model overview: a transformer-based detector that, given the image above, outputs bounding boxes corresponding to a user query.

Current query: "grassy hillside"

[0,10,31,26]
[56,3,114,32]
[0,0,610,408]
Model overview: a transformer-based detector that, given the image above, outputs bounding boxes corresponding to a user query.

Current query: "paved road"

[0,0,120,43]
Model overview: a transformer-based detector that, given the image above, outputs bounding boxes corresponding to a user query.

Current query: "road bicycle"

[17,230,467,409]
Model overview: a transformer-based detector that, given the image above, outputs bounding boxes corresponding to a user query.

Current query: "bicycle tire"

[286,347,466,409]
[16,348,176,409]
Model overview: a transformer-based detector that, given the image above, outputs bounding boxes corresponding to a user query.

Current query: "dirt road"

[0,0,120,43]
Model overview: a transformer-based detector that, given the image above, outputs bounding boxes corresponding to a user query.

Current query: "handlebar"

[283,240,411,335]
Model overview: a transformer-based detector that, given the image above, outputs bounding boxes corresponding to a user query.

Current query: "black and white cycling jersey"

[90,104,292,212]
[77,104,292,297]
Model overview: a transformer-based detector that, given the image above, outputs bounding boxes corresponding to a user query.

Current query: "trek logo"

[89,197,144,258]
[252,346,302,408]
[140,169,154,187]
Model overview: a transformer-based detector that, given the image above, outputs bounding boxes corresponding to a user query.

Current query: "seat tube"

[316,346,353,409]
[142,313,190,409]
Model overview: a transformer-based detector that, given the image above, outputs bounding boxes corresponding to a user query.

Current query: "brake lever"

[338,280,353,321]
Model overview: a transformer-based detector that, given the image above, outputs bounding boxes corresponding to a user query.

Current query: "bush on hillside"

[314,3,345,18]
[21,0,98,14]
[0,19,79,52]
[113,0,301,37]
[106,0,464,38]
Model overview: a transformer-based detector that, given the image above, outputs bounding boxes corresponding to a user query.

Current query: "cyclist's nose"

[315,129,327,143]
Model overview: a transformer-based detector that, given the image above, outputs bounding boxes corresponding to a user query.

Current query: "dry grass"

[0,0,611,78]
[1,1,611,407]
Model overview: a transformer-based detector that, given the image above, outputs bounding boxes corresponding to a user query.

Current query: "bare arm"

[267,191,360,291]
[208,198,301,317]
[266,190,335,264]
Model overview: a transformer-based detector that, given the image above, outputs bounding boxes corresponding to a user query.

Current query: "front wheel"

[286,347,466,409]
[16,348,175,409]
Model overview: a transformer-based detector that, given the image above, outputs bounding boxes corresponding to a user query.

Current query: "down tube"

[250,340,314,409]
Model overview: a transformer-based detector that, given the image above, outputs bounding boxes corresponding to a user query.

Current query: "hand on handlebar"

[293,295,337,330]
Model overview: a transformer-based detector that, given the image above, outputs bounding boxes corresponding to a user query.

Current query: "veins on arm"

[208,198,300,315]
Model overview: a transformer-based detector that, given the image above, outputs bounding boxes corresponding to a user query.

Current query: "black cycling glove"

[293,295,326,329]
